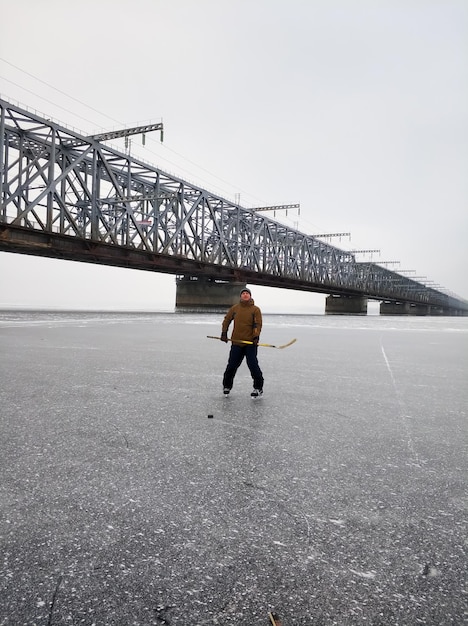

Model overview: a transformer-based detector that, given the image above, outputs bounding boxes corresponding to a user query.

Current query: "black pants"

[223,344,264,391]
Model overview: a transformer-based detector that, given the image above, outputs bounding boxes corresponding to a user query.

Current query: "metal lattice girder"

[1,98,467,312]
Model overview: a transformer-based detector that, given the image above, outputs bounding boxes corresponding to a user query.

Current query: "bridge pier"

[428,305,449,316]
[380,301,430,316]
[325,295,368,315]
[175,276,246,312]
[380,301,409,315]
[427,306,468,316]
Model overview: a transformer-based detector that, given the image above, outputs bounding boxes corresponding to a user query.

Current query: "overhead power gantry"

[90,122,164,144]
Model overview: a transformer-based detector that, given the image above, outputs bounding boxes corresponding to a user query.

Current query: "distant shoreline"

[0,307,327,317]
[0,307,175,314]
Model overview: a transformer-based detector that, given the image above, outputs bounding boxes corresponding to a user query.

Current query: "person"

[221,287,264,397]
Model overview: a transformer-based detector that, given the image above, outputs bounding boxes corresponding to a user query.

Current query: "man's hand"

[221,332,228,343]
[252,336,259,346]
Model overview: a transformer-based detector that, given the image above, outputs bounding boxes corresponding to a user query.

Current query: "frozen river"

[1,311,467,625]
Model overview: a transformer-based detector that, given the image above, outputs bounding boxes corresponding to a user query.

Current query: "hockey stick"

[207,336,296,349]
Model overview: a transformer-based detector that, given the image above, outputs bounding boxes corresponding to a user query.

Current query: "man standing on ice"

[221,287,264,397]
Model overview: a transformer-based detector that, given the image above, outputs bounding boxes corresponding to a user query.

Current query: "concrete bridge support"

[428,306,449,316]
[325,295,368,315]
[380,301,430,316]
[175,276,246,312]
[427,307,468,316]
[380,301,409,315]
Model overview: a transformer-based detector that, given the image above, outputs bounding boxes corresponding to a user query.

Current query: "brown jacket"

[222,299,262,344]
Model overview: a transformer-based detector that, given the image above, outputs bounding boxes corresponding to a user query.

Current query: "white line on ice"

[380,343,421,466]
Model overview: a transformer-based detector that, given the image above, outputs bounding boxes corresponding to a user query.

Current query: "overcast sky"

[1,0,467,313]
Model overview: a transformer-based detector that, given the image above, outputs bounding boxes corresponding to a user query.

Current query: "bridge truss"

[0,98,466,312]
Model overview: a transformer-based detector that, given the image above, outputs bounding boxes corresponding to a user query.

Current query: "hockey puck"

[207,414,214,419]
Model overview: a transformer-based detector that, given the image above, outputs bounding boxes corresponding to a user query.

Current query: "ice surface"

[0,311,467,624]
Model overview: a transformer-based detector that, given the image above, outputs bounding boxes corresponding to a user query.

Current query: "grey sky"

[1,0,467,312]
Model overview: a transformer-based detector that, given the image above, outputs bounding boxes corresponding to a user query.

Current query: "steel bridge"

[1,97,467,314]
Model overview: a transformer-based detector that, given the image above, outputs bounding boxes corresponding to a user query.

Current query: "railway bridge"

[1,98,466,315]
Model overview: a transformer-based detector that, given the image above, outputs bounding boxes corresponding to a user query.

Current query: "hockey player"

[221,287,264,397]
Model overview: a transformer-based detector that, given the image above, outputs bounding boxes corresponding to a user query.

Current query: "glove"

[252,336,259,346]
[221,332,228,343]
